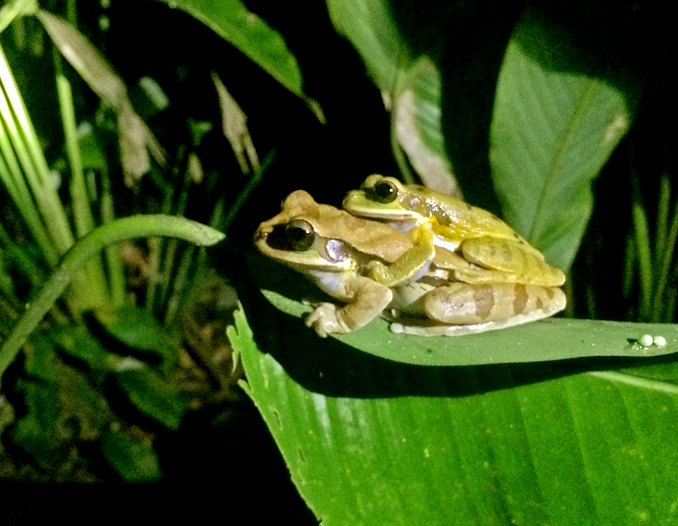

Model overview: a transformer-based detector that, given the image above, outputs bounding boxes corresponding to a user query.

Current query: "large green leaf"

[249,254,677,367]
[490,9,639,269]
[230,305,678,526]
[262,288,677,365]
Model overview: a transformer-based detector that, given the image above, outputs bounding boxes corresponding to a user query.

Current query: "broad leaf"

[490,9,639,269]
[9,378,62,468]
[231,305,678,526]
[250,256,677,367]
[328,1,639,271]
[326,0,401,89]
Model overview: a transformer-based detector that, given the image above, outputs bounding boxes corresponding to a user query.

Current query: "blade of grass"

[155,169,193,313]
[621,235,636,318]
[654,189,678,322]
[629,165,653,321]
[0,0,37,34]
[144,170,178,312]
[100,165,126,308]
[222,150,273,235]
[162,244,196,325]
[0,214,225,385]
[0,44,74,256]
[56,54,109,309]
[165,195,225,325]
[0,134,58,265]
[655,174,671,265]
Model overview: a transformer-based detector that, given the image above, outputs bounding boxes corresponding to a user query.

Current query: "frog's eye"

[370,180,398,204]
[285,219,315,251]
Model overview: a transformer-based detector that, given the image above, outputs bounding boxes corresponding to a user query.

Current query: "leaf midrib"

[529,78,597,245]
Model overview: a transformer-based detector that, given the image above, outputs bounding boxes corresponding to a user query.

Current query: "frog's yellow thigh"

[422,282,566,325]
[460,237,565,287]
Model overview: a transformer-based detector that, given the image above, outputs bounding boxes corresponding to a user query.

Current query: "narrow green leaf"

[327,0,458,193]
[37,10,166,185]
[327,0,402,89]
[392,57,458,194]
[0,0,38,34]
[0,214,224,384]
[157,0,304,99]
[490,9,639,269]
[232,304,678,526]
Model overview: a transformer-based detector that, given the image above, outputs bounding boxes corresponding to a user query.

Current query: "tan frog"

[255,190,565,337]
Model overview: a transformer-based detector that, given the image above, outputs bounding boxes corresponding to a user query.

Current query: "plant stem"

[654,192,678,322]
[0,44,74,256]
[0,215,224,384]
[629,164,653,321]
[56,57,110,309]
[100,168,126,307]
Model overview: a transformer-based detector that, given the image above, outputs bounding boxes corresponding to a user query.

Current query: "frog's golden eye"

[285,219,315,251]
[370,180,398,204]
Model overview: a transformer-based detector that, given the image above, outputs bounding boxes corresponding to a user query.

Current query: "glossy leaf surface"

[231,305,678,525]
[258,283,677,366]
[490,10,638,269]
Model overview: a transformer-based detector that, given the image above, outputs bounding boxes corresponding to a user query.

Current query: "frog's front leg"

[365,225,436,287]
[306,274,393,337]
[391,282,566,336]
[455,237,566,287]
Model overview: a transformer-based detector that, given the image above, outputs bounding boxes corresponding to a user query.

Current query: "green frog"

[343,174,566,289]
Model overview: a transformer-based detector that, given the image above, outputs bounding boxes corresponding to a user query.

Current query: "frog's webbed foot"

[306,276,394,337]
[306,303,351,337]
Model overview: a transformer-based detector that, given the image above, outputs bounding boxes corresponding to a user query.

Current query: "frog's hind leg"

[459,237,566,287]
[390,282,566,336]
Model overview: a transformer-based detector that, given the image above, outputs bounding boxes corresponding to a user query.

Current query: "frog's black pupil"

[285,220,315,251]
[372,181,397,203]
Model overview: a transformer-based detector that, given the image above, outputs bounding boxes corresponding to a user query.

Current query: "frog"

[254,190,566,337]
[343,174,566,289]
